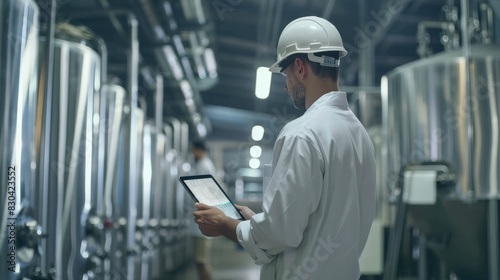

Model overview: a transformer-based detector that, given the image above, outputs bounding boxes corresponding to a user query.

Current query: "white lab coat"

[236,92,376,280]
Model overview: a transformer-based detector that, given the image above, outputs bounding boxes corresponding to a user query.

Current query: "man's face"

[192,148,203,161]
[284,65,306,110]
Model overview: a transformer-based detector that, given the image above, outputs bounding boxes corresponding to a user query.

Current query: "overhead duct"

[134,0,209,138]
[164,0,219,91]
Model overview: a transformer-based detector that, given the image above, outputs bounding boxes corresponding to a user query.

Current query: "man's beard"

[291,81,306,110]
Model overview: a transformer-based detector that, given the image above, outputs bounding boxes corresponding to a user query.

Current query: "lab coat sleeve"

[236,135,324,264]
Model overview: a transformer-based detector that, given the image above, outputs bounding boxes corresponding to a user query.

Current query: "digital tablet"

[179,174,245,220]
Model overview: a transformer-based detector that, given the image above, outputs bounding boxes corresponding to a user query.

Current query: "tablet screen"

[180,175,244,220]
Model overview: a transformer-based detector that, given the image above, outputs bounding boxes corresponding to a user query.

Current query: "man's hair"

[191,139,207,151]
[283,51,340,82]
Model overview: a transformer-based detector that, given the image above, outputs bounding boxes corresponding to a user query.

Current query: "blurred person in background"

[187,140,216,280]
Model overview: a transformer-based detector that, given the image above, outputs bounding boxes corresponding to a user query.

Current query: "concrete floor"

[171,237,261,280]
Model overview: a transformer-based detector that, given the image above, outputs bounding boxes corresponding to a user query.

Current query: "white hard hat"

[269,16,348,73]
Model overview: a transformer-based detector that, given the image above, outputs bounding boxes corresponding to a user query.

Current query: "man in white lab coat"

[188,140,217,280]
[193,16,376,279]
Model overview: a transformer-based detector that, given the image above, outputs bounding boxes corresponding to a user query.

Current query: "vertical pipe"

[180,121,189,160]
[155,74,163,133]
[479,3,493,43]
[38,0,57,275]
[488,200,499,280]
[418,234,427,280]
[358,0,376,127]
[460,0,474,200]
[96,37,108,83]
[126,14,139,280]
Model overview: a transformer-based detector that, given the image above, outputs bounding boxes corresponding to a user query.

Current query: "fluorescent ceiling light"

[203,48,217,78]
[255,67,272,99]
[197,123,207,137]
[173,35,186,56]
[194,55,207,79]
[162,45,183,81]
[181,0,206,24]
[252,125,264,141]
[163,1,173,17]
[193,0,206,24]
[250,145,262,158]
[180,80,193,99]
[249,158,261,169]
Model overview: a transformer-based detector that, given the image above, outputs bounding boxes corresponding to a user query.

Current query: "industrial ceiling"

[55,0,471,143]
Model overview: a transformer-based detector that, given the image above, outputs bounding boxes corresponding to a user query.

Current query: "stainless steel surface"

[137,120,153,280]
[461,0,474,199]
[384,44,500,200]
[38,2,57,276]
[0,0,39,278]
[38,38,101,280]
[133,109,145,280]
[100,84,126,280]
[151,73,164,278]
[125,15,140,280]
[151,132,167,278]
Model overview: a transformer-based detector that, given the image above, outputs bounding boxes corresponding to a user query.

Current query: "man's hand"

[193,203,242,242]
[234,204,256,220]
[193,203,228,237]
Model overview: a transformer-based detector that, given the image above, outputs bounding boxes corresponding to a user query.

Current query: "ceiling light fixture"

[251,125,264,141]
[255,67,272,99]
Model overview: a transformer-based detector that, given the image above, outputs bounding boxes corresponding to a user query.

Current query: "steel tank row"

[0,0,193,279]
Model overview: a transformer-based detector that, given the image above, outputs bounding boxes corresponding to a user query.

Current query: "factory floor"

[167,237,387,280]
[171,237,261,280]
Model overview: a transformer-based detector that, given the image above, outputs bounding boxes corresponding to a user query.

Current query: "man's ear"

[295,57,307,80]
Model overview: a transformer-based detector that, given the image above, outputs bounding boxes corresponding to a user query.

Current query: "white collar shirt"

[236,91,376,280]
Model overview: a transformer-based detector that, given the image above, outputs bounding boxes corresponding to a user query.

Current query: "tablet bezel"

[179,174,245,221]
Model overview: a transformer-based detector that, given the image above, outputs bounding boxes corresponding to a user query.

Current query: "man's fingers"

[195,202,210,210]
[234,204,244,210]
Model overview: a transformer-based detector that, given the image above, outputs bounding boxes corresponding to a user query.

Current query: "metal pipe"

[166,118,181,153]
[322,0,337,20]
[68,8,133,19]
[180,121,190,160]
[487,199,499,280]
[460,0,474,200]
[95,38,108,219]
[480,2,494,44]
[270,0,285,52]
[96,37,108,83]
[98,0,126,36]
[155,74,164,134]
[416,21,455,57]
[125,14,139,279]
[38,0,57,275]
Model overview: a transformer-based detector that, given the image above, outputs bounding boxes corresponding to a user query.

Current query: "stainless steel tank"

[139,121,154,280]
[38,32,102,279]
[111,100,139,279]
[165,118,191,269]
[99,83,127,280]
[383,44,500,278]
[150,132,167,279]
[161,124,177,272]
[0,0,39,279]
[133,110,147,280]
[383,44,500,200]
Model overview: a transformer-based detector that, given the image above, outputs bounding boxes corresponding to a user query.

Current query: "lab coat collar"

[305,91,348,114]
